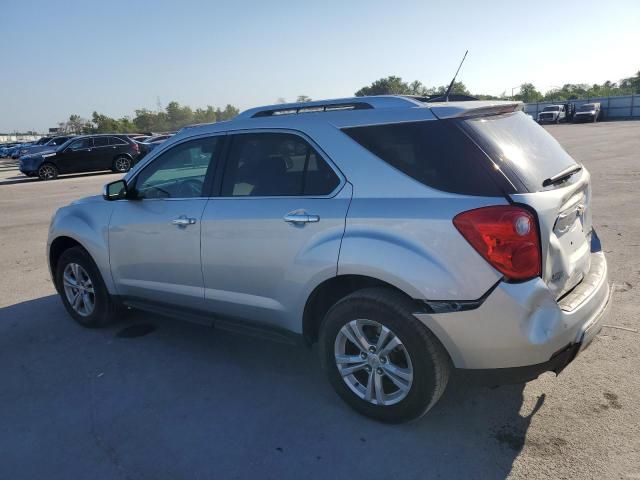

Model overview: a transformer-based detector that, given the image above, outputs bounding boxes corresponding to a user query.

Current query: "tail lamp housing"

[453,205,541,281]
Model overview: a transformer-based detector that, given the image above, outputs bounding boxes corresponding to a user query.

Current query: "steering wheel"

[178,178,204,197]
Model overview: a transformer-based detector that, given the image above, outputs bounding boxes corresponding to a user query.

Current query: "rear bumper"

[414,250,611,370]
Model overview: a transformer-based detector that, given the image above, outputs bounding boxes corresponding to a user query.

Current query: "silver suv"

[48,96,611,422]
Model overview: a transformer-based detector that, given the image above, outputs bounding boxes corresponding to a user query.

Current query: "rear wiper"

[542,165,582,188]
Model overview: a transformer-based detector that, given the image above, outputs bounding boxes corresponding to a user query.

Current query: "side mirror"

[103,179,128,201]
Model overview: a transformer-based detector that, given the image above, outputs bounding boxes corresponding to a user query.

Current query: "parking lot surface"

[1,122,639,479]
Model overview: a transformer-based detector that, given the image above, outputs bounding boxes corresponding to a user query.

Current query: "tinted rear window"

[460,112,579,192]
[342,120,507,196]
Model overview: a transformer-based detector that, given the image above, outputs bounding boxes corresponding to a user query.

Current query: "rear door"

[460,111,592,298]
[200,131,350,331]
[90,136,112,170]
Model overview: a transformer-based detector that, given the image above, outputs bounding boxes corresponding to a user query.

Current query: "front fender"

[48,200,115,293]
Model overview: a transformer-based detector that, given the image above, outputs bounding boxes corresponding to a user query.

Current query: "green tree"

[165,102,194,130]
[355,76,414,96]
[433,81,470,96]
[515,83,542,103]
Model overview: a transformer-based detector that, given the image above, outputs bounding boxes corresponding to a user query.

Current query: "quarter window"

[221,133,340,197]
[109,136,128,146]
[342,120,505,196]
[134,136,220,199]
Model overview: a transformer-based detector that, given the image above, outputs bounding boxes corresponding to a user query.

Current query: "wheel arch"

[302,274,426,344]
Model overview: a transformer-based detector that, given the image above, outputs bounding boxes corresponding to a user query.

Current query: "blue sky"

[1,0,638,132]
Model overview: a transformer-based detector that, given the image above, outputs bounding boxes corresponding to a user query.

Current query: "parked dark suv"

[19,134,140,180]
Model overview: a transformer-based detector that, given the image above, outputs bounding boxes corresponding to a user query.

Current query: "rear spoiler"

[428,101,523,120]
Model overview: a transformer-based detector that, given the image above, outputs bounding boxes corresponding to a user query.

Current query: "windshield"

[542,106,560,112]
[579,104,595,111]
[460,111,579,192]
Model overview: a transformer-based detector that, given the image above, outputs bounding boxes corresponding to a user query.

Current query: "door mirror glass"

[103,180,128,201]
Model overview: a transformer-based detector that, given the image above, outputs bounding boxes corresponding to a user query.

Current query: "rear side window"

[93,137,109,147]
[221,133,340,197]
[342,120,505,196]
[460,112,579,192]
[109,136,128,146]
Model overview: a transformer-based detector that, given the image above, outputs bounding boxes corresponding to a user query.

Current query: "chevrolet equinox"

[47,96,612,422]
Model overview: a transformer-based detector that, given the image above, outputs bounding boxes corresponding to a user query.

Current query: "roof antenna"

[444,50,468,102]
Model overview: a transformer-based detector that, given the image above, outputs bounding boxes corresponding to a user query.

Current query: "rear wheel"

[38,163,58,180]
[55,246,118,327]
[113,156,132,173]
[320,288,450,423]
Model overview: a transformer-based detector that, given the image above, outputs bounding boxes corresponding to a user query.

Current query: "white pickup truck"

[537,104,566,124]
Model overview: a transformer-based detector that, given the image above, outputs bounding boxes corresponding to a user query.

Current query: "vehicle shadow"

[0,295,542,480]
[0,170,119,187]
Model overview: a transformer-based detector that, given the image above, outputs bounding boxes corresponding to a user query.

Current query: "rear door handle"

[172,215,197,227]
[283,212,320,224]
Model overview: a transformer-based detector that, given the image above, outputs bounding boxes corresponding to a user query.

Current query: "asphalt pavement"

[1,122,639,479]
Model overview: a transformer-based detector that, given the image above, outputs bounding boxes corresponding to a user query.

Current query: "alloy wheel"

[334,319,413,406]
[39,165,56,180]
[62,263,95,317]
[114,157,131,172]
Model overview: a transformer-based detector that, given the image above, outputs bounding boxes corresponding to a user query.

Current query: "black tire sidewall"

[55,246,113,327]
[320,290,448,423]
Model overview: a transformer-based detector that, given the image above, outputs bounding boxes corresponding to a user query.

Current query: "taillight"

[132,142,139,153]
[453,205,541,281]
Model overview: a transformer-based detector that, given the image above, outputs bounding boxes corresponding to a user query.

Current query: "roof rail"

[235,96,422,120]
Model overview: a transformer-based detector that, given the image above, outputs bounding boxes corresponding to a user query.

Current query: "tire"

[320,287,451,423]
[38,163,58,180]
[55,246,118,327]
[113,156,132,173]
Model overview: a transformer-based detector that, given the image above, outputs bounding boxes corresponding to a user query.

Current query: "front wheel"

[113,156,132,173]
[320,288,451,423]
[38,163,58,180]
[55,246,118,327]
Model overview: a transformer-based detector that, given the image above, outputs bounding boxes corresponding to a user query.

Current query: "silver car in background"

[47,96,611,422]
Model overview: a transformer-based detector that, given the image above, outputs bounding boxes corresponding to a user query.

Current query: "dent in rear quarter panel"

[48,199,115,293]
[338,196,506,300]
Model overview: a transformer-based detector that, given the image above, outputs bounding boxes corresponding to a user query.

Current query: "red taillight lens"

[453,205,541,281]
[132,142,139,153]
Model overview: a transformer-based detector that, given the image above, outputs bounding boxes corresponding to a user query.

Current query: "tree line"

[55,70,639,134]
[58,102,240,134]
[353,70,640,103]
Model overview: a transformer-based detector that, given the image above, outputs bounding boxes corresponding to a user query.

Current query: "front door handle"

[283,212,320,224]
[172,215,197,227]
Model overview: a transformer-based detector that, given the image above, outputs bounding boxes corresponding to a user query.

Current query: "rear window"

[342,120,507,196]
[460,112,579,192]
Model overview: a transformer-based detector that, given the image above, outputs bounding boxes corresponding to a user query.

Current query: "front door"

[201,131,350,332]
[109,135,223,309]
[57,137,94,173]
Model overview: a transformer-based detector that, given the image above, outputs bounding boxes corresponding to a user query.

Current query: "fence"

[524,94,640,120]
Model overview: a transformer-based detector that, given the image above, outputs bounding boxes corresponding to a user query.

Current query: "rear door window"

[221,133,340,197]
[342,120,506,196]
[93,137,109,147]
[460,111,579,192]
